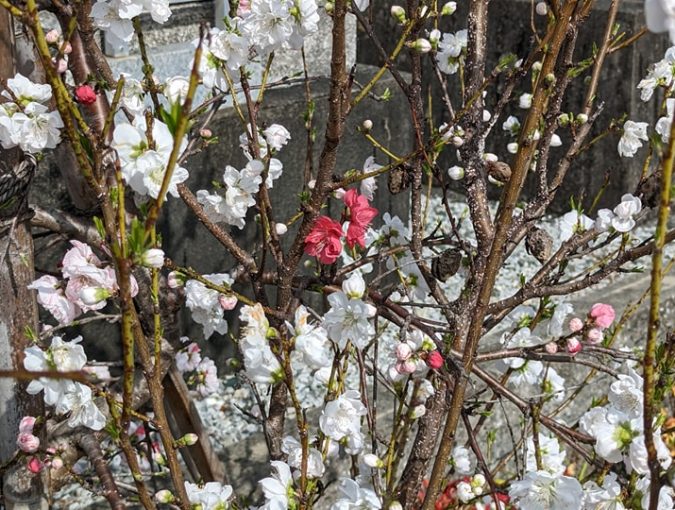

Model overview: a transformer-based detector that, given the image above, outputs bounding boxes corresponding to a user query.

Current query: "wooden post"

[0,9,48,509]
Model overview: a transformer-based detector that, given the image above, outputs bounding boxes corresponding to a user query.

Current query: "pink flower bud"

[219,294,238,310]
[199,128,212,138]
[544,342,558,354]
[589,303,615,329]
[27,457,43,473]
[19,416,36,434]
[395,342,413,361]
[568,317,583,333]
[566,337,582,356]
[50,456,63,470]
[167,271,184,288]
[396,359,417,375]
[17,433,40,453]
[425,350,444,370]
[62,42,72,54]
[586,328,603,344]
[55,58,68,74]
[45,30,59,44]
[74,84,97,105]
[237,0,251,16]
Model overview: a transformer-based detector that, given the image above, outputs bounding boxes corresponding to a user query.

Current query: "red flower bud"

[74,84,97,105]
[425,350,444,370]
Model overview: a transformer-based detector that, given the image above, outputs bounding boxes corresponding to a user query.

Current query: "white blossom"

[559,210,594,241]
[610,194,642,233]
[281,436,325,478]
[582,473,624,510]
[259,461,294,510]
[330,478,382,509]
[320,390,367,454]
[323,291,375,350]
[618,120,648,158]
[185,273,233,338]
[290,305,332,369]
[525,433,567,475]
[509,470,583,510]
[263,123,291,151]
[436,30,468,75]
[185,481,233,510]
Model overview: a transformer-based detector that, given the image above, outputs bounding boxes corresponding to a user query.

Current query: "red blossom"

[304,216,344,264]
[343,189,378,249]
[74,84,97,105]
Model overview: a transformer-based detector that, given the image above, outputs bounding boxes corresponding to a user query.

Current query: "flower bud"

[558,113,570,126]
[425,350,444,369]
[17,433,40,453]
[167,271,184,288]
[50,456,64,470]
[362,119,373,132]
[141,248,165,269]
[219,294,238,311]
[411,404,427,419]
[45,30,60,44]
[155,490,175,504]
[27,457,43,474]
[19,416,36,434]
[62,42,72,54]
[175,433,199,447]
[519,93,533,109]
[396,359,417,375]
[447,165,465,181]
[199,128,213,138]
[507,142,519,154]
[567,317,583,333]
[307,179,316,190]
[451,135,464,147]
[483,109,492,122]
[586,328,603,344]
[363,453,384,468]
[325,0,334,14]
[441,1,457,15]
[390,5,406,23]
[153,451,167,466]
[389,502,403,510]
[535,1,547,15]
[472,473,486,489]
[532,61,543,72]
[74,84,97,105]
[395,342,413,361]
[550,133,562,147]
[274,223,288,236]
[576,113,588,125]
[54,58,68,74]
[483,152,498,163]
[342,272,366,299]
[429,29,441,48]
[80,287,111,306]
[544,341,558,354]
[410,38,432,54]
[334,187,346,200]
[164,76,189,104]
[566,337,582,355]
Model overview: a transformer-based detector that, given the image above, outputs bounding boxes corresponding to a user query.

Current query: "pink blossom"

[589,303,615,329]
[19,416,36,434]
[586,328,604,344]
[17,433,40,453]
[27,457,43,473]
[28,275,81,325]
[396,359,417,374]
[566,337,582,356]
[50,456,63,470]
[343,189,378,249]
[45,30,59,44]
[195,358,218,397]
[425,350,444,369]
[544,342,558,354]
[176,342,202,373]
[304,216,344,264]
[237,0,251,16]
[568,317,584,333]
[395,342,413,361]
[167,271,184,288]
[219,294,238,310]
[61,240,102,279]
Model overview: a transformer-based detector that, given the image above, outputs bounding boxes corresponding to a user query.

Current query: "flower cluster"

[175,340,219,397]
[29,240,139,325]
[184,273,236,339]
[388,329,440,381]
[304,188,378,264]
[595,194,643,234]
[435,30,468,75]
[112,116,188,200]
[579,363,674,508]
[239,303,283,384]
[24,336,106,430]
[0,73,63,154]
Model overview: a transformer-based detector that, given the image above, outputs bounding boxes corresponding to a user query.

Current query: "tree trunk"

[0,10,48,509]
